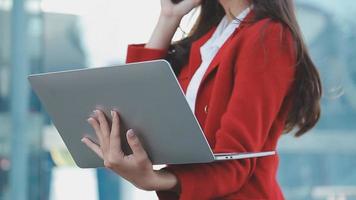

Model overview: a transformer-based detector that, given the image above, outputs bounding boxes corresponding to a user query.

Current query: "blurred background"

[0,0,356,199]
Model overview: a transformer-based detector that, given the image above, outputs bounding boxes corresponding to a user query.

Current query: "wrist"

[131,170,159,191]
[158,12,183,25]
[159,10,184,21]
[145,14,182,50]
[153,169,180,192]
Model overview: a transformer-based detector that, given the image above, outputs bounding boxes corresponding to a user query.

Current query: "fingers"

[95,110,110,138]
[126,129,148,161]
[81,137,104,159]
[87,117,103,144]
[177,0,201,11]
[110,110,122,155]
[89,110,110,156]
[85,110,152,171]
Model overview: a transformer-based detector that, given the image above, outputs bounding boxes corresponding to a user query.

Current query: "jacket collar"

[188,10,255,84]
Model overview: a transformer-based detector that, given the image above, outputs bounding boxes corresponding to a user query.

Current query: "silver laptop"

[28,60,275,168]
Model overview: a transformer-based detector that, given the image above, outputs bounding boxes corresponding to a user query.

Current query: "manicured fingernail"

[127,129,135,138]
[111,110,114,117]
[81,138,86,142]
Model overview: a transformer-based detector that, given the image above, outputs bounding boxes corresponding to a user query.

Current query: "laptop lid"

[28,60,215,168]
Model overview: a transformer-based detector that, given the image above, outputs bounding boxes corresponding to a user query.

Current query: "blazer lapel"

[200,12,254,85]
[188,27,216,77]
[200,27,239,84]
[186,10,255,92]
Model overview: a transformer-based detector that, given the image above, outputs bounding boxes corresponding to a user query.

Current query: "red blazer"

[126,12,296,200]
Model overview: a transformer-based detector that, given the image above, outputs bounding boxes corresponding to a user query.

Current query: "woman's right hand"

[160,0,202,19]
[145,0,201,50]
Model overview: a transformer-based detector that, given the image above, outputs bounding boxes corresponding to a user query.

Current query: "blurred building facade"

[0,0,356,200]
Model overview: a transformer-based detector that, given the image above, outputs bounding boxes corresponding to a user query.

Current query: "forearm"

[145,14,182,50]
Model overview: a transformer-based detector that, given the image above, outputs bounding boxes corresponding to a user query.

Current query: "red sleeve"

[126,44,167,63]
[158,22,296,199]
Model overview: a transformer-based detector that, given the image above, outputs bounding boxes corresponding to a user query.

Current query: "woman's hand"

[145,0,201,50]
[81,110,179,191]
[160,0,202,19]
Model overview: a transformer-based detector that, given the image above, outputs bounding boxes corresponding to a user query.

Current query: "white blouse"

[185,7,252,113]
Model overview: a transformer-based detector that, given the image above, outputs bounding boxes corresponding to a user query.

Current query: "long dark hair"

[166,0,322,137]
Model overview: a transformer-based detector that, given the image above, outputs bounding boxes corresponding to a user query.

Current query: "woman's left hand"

[81,109,179,192]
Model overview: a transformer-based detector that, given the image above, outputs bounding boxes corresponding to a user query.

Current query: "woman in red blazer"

[82,0,322,199]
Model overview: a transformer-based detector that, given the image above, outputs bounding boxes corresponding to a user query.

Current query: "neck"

[219,0,251,22]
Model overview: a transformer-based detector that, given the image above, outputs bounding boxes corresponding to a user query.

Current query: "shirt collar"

[210,6,252,48]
